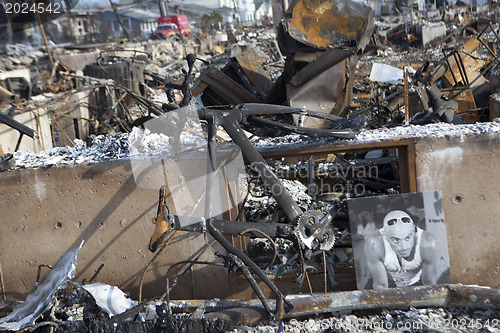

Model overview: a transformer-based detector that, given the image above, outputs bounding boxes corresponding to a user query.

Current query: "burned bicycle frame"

[147,55,358,318]
[150,103,357,317]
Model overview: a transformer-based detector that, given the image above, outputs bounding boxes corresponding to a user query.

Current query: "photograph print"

[348,191,451,290]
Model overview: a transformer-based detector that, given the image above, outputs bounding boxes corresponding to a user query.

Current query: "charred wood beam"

[203,284,500,325]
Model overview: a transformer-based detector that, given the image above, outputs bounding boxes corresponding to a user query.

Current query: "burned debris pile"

[2,0,500,331]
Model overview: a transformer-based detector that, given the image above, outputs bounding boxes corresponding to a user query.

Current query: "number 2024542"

[4,2,62,15]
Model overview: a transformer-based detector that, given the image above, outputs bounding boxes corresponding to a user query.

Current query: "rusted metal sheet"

[277,0,373,125]
[280,0,374,51]
[287,52,359,125]
[289,48,355,88]
[234,49,272,100]
[288,60,346,126]
[441,39,489,88]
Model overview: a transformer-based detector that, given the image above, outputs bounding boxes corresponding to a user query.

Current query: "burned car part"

[277,0,374,53]
[274,0,374,123]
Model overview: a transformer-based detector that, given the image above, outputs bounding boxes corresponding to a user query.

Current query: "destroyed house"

[99,7,159,40]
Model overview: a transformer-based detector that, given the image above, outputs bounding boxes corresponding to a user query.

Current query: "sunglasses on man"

[386,216,412,226]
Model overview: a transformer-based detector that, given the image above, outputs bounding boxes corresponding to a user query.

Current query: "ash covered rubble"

[2,0,500,331]
[2,244,500,333]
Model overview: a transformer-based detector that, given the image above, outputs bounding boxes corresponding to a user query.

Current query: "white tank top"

[381,227,423,287]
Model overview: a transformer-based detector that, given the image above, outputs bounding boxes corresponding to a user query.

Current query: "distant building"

[219,0,256,23]
[254,0,272,25]
[103,7,158,40]
[59,7,103,42]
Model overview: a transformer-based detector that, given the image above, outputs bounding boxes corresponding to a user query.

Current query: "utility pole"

[158,0,168,16]
[271,0,282,32]
[108,0,130,40]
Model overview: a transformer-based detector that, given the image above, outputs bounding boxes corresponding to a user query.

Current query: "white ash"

[252,134,323,149]
[245,179,313,219]
[354,122,500,142]
[13,133,129,169]
[128,127,172,156]
[253,122,500,150]
[281,179,312,208]
[10,113,207,170]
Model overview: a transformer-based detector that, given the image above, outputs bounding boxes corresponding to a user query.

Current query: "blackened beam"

[198,67,261,104]
[289,48,356,87]
[237,103,343,122]
[256,139,417,193]
[248,115,356,138]
[203,284,500,325]
[0,113,36,138]
[257,139,415,157]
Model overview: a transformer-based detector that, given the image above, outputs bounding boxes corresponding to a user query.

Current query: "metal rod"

[248,116,356,138]
[34,1,54,65]
[444,52,459,86]
[449,50,500,101]
[204,113,217,221]
[453,51,468,86]
[0,113,35,138]
[170,215,293,238]
[15,133,24,152]
[88,264,104,284]
[165,241,216,294]
[228,254,273,318]
[323,251,327,294]
[206,219,293,312]
[404,68,409,125]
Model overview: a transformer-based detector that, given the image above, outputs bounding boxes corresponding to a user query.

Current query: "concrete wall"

[420,22,447,47]
[415,134,500,288]
[0,161,224,302]
[1,133,499,303]
[0,160,346,302]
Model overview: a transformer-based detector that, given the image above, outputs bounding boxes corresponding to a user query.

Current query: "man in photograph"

[364,210,441,288]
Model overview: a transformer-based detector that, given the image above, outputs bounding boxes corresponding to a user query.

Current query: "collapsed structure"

[1,0,500,331]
